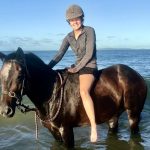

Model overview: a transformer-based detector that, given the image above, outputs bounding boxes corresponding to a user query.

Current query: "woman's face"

[69,17,83,31]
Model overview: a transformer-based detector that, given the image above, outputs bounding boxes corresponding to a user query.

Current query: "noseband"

[3,79,25,105]
[2,78,35,113]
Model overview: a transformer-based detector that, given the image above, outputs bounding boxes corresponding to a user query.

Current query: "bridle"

[2,76,36,113]
[3,79,25,105]
[1,59,36,113]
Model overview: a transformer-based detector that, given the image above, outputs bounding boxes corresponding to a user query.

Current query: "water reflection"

[0,113,148,150]
[105,132,144,150]
[36,126,145,150]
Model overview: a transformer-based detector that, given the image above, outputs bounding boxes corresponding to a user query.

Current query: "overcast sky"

[0,0,150,51]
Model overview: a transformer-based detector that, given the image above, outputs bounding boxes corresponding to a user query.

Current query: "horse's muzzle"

[0,105,14,117]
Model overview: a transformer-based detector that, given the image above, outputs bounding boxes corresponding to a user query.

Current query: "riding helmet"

[66,4,84,20]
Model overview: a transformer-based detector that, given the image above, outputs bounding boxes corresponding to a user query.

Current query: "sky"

[0,0,150,51]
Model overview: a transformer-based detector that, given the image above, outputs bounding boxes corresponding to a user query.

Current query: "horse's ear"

[0,52,6,61]
[16,47,25,64]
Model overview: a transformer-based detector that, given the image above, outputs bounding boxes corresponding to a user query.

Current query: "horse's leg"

[49,126,63,142]
[61,126,74,148]
[126,109,140,134]
[108,115,119,133]
[44,123,63,142]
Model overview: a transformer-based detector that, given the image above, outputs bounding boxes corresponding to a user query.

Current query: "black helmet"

[66,4,84,20]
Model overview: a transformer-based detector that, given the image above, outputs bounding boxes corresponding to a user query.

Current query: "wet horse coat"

[0,48,147,148]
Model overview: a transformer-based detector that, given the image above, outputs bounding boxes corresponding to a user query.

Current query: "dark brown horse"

[0,48,147,148]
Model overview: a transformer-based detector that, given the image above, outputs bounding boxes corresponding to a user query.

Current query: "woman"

[49,4,98,142]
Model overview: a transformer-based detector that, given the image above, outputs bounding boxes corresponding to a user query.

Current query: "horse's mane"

[25,52,46,66]
[5,51,50,74]
[20,53,57,91]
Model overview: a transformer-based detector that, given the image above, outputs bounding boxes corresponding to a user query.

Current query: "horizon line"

[1,48,150,51]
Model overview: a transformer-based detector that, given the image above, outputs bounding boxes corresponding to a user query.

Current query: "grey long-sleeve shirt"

[49,26,97,72]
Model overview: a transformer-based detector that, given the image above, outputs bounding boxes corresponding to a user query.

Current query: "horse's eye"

[17,74,23,81]
[17,76,21,81]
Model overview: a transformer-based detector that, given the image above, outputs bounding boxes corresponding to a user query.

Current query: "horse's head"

[0,47,26,117]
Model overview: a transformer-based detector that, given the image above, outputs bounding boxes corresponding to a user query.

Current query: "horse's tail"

[121,65,147,133]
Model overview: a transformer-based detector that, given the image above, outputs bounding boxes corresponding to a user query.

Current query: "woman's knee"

[80,88,90,98]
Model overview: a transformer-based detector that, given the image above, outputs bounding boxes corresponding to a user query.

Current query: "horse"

[0,48,147,148]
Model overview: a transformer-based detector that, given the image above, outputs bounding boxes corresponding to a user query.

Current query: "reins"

[35,71,66,122]
[49,72,63,121]
[34,71,68,140]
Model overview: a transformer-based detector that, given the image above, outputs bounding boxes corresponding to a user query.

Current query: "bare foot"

[90,127,97,143]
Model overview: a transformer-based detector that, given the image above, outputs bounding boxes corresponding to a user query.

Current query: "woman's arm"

[48,36,69,68]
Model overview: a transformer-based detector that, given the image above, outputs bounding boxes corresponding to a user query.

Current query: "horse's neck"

[25,68,57,107]
[26,68,63,119]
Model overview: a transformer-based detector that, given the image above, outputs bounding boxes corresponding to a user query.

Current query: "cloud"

[56,33,66,36]
[124,38,129,41]
[0,36,55,50]
[40,38,53,43]
[0,40,8,46]
[106,36,116,39]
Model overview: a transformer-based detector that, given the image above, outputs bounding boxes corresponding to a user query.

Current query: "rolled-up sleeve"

[73,27,96,72]
[48,36,69,68]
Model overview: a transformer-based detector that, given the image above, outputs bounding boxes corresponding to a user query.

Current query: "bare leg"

[79,74,97,142]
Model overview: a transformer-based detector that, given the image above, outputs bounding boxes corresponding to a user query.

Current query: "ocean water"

[0,49,150,150]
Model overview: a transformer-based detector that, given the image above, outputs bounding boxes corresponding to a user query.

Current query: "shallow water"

[0,50,150,150]
[0,103,150,150]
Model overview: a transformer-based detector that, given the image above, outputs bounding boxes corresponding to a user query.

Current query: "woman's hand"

[67,67,77,73]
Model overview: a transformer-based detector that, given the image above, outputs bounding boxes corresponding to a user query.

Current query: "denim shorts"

[79,67,98,77]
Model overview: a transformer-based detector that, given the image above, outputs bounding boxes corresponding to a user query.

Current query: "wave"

[144,78,150,106]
